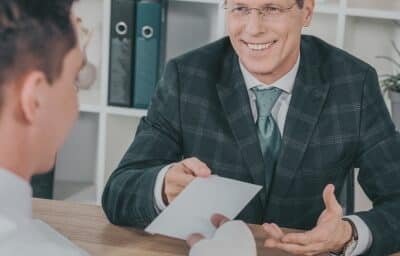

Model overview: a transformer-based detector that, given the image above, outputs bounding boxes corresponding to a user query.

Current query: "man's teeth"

[247,41,276,50]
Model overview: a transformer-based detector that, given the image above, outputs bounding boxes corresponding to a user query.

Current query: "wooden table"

[32,198,398,256]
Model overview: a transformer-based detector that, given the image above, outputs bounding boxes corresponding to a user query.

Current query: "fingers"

[322,184,342,216]
[268,241,326,256]
[281,231,314,245]
[263,223,285,249]
[264,227,327,255]
[263,223,284,240]
[164,157,211,204]
[167,168,196,187]
[182,157,211,177]
[186,233,205,248]
[211,214,230,228]
[186,214,229,248]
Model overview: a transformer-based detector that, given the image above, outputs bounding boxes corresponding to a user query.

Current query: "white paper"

[145,175,262,240]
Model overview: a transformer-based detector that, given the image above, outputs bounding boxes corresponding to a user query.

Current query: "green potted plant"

[378,40,400,128]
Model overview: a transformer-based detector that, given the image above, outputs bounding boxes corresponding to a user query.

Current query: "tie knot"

[251,86,282,118]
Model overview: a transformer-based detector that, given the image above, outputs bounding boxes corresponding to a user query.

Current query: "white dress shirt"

[153,56,372,255]
[0,169,88,256]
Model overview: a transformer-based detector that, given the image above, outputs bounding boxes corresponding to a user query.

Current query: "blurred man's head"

[0,0,83,179]
[225,0,315,84]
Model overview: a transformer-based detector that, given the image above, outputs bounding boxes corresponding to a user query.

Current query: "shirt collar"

[239,54,300,94]
[0,168,32,221]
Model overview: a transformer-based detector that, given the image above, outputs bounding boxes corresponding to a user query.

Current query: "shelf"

[314,0,340,15]
[346,0,400,20]
[303,13,338,47]
[104,115,141,183]
[80,104,101,113]
[166,0,222,61]
[78,88,101,107]
[74,0,104,109]
[53,181,97,205]
[55,112,99,203]
[106,106,147,117]
[344,16,397,76]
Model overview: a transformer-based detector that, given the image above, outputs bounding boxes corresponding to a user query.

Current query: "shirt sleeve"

[344,215,373,256]
[153,163,175,212]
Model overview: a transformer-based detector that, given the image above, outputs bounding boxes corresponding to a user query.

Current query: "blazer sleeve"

[353,67,400,255]
[102,60,183,229]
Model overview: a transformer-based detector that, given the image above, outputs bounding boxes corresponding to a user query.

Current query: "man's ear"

[19,71,47,124]
[303,0,315,27]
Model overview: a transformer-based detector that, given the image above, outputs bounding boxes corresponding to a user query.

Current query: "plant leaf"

[376,56,400,69]
[392,40,400,58]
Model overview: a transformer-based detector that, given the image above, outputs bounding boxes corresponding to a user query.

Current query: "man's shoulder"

[302,35,373,75]
[169,37,233,77]
[0,240,86,256]
[0,221,88,256]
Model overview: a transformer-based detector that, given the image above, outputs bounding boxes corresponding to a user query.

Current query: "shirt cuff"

[153,163,175,213]
[344,215,373,256]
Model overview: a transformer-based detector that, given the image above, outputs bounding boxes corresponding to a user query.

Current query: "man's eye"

[265,6,281,14]
[232,6,248,13]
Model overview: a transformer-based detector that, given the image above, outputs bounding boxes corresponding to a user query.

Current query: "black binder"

[108,0,136,107]
[31,166,55,199]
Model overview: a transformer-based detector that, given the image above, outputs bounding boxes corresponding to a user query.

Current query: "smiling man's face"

[226,0,314,84]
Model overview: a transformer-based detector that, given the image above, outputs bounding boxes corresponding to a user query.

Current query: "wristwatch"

[329,217,358,256]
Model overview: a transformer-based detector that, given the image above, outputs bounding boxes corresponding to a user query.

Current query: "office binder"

[108,0,136,107]
[133,0,167,109]
[31,166,55,199]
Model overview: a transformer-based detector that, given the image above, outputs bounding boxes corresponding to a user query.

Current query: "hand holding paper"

[145,175,261,240]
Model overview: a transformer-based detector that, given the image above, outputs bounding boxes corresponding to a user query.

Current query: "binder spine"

[133,0,167,109]
[108,0,136,107]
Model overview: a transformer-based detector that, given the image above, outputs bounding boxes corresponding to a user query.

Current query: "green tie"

[251,86,282,197]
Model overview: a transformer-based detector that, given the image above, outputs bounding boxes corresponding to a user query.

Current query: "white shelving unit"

[54,0,400,211]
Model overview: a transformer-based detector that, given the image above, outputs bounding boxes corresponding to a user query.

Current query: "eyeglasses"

[223,2,297,21]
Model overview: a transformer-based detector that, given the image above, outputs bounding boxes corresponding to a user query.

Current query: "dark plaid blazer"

[102,35,400,255]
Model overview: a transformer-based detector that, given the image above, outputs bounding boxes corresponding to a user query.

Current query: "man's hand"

[263,184,353,256]
[186,214,230,247]
[163,157,211,205]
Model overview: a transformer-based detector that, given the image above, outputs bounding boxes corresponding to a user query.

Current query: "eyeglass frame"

[223,2,298,21]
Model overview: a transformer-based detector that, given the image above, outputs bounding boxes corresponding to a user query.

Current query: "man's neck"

[0,127,34,182]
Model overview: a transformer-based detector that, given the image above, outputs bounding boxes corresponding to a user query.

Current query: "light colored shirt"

[0,169,88,256]
[153,56,372,255]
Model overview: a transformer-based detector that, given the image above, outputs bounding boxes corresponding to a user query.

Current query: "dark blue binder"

[133,0,167,109]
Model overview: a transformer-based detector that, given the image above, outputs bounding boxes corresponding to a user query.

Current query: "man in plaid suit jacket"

[102,0,400,255]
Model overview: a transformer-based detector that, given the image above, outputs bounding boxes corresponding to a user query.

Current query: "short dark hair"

[0,0,77,90]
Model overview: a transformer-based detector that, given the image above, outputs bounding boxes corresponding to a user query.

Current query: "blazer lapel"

[273,41,331,197]
[216,49,268,208]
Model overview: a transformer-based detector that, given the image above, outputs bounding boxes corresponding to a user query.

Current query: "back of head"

[0,0,77,105]
[0,0,79,179]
